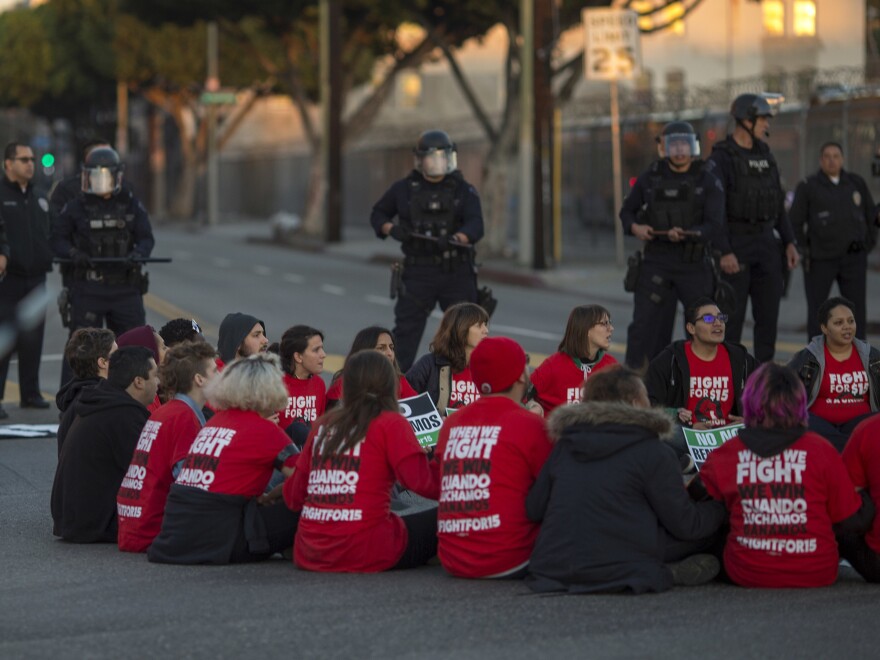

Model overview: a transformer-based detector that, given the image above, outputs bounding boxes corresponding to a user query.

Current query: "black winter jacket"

[406,352,453,409]
[50,379,150,542]
[526,402,726,594]
[645,340,757,418]
[55,376,101,456]
[147,484,270,564]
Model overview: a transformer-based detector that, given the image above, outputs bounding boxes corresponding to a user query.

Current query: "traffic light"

[41,153,55,168]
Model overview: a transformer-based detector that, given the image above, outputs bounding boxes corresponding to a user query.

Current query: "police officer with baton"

[620,121,724,369]
[51,146,156,386]
[370,130,484,372]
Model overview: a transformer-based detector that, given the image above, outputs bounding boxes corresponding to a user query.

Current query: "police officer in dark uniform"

[707,93,799,363]
[789,141,877,340]
[0,142,55,416]
[620,122,724,370]
[370,130,484,372]
[51,147,154,386]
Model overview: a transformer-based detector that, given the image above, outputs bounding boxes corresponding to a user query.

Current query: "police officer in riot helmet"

[51,146,155,386]
[370,129,484,372]
[706,93,799,363]
[620,121,724,370]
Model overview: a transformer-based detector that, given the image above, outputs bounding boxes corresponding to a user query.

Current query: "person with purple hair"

[700,362,874,588]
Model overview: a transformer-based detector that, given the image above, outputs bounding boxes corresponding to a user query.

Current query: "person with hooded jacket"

[787,296,880,452]
[51,346,158,543]
[700,362,874,588]
[216,312,268,369]
[526,366,726,594]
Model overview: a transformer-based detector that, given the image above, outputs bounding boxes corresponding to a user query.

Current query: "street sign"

[200,91,237,105]
[583,8,642,81]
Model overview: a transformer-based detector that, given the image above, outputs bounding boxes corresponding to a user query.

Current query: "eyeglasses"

[13,157,35,163]
[594,320,613,328]
[695,313,728,324]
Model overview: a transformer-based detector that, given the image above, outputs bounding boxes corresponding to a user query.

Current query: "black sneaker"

[20,397,50,409]
[0,403,7,420]
[669,554,720,586]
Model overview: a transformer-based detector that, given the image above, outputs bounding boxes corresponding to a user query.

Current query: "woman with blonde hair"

[148,353,300,564]
[406,302,489,413]
[285,350,438,572]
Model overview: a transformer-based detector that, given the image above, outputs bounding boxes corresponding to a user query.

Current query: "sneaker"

[20,397,50,409]
[669,554,720,586]
[0,403,7,420]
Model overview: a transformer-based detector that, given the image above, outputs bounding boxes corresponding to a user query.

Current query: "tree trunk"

[480,114,519,257]
[302,154,325,236]
[169,103,199,220]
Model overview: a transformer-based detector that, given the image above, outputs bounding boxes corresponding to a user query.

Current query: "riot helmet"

[413,130,458,178]
[81,147,124,196]
[657,121,700,161]
[730,93,782,139]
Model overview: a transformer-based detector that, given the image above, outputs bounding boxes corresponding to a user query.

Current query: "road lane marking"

[212,257,232,268]
[321,284,345,296]
[254,266,271,276]
[284,273,305,284]
[365,295,393,306]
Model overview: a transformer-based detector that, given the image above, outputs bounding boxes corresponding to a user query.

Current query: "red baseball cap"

[469,336,527,395]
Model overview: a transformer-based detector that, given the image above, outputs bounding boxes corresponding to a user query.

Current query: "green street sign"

[200,92,237,105]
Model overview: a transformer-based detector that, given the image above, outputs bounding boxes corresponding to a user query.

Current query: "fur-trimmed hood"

[547,402,675,462]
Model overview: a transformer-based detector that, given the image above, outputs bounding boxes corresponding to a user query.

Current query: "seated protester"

[406,302,489,414]
[326,326,417,409]
[646,297,756,435]
[284,350,439,572]
[117,341,219,553]
[434,337,552,579]
[216,312,269,370]
[841,414,880,582]
[788,296,880,453]
[158,317,205,347]
[56,327,116,456]
[528,305,618,415]
[278,325,327,447]
[51,346,159,543]
[116,325,168,414]
[526,365,726,594]
[148,353,299,565]
[700,363,874,588]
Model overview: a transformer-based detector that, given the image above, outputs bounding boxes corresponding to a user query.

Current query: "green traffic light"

[41,153,55,168]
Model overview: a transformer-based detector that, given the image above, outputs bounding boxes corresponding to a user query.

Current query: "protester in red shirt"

[215,312,269,371]
[407,302,489,414]
[434,336,552,578]
[277,325,327,449]
[528,305,618,415]
[788,297,880,452]
[700,362,873,588]
[840,414,880,582]
[148,353,299,564]
[117,340,219,552]
[326,326,417,408]
[284,350,438,572]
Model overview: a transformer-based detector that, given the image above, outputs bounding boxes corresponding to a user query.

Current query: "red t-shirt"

[278,373,327,428]
[449,366,479,409]
[433,396,552,578]
[175,409,297,497]
[809,346,871,424]
[117,400,202,552]
[283,411,437,573]
[529,351,618,414]
[700,431,861,588]
[326,374,417,405]
[842,414,880,554]
[147,395,162,414]
[684,342,734,427]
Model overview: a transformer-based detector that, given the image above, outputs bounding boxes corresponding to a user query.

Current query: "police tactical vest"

[407,173,460,254]
[78,194,135,258]
[715,140,781,224]
[646,160,705,231]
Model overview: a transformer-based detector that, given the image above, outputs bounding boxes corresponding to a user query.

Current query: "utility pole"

[206,22,219,227]
[321,0,342,242]
[532,0,551,270]
[517,0,535,268]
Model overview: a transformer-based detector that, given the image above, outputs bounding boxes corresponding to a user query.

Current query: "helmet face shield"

[415,147,457,177]
[85,168,118,195]
[662,133,700,159]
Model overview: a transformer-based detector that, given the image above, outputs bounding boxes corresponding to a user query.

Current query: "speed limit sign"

[583,8,642,81]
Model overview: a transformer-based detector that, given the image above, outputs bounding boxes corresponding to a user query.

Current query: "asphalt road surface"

[1,222,878,658]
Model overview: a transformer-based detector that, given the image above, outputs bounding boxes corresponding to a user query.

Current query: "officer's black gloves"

[68,248,91,268]
[436,235,451,252]
[389,225,410,242]
[124,252,141,267]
